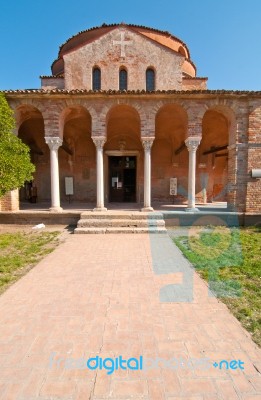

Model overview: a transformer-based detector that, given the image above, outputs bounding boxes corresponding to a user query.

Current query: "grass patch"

[0,231,60,294]
[174,226,261,346]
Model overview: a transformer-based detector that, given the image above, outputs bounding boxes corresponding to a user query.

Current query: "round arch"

[152,103,188,203]
[105,104,141,148]
[200,106,235,203]
[59,105,96,203]
[15,104,48,204]
[59,105,92,138]
[100,100,146,131]
[105,104,142,204]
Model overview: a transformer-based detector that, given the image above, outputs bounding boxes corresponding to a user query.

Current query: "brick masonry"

[0,233,260,399]
[63,27,184,91]
[1,24,260,215]
[0,189,19,212]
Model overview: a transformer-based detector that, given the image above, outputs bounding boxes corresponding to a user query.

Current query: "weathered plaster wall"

[63,28,184,91]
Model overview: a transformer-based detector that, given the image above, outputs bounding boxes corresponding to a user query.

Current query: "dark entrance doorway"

[109,156,136,202]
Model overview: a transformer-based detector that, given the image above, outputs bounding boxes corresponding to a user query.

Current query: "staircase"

[74,211,167,234]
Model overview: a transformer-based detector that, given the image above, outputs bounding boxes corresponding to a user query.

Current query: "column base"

[49,206,63,213]
[93,207,108,212]
[141,206,154,212]
[185,207,200,213]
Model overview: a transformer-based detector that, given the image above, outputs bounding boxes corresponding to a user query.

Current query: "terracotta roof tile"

[183,77,208,80]
[40,75,64,79]
[2,89,261,95]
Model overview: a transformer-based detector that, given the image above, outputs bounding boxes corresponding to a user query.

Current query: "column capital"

[185,136,201,152]
[142,137,154,151]
[45,137,63,151]
[92,136,106,149]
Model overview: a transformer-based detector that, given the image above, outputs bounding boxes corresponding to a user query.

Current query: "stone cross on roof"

[113,31,133,57]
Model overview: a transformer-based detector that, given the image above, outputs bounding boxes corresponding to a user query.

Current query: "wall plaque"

[170,178,177,195]
[65,177,74,195]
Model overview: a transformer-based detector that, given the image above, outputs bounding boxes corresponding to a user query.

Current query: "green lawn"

[174,226,261,346]
[0,231,60,294]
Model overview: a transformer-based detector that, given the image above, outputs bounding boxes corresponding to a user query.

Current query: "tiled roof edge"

[2,89,261,95]
[183,77,208,80]
[40,75,64,79]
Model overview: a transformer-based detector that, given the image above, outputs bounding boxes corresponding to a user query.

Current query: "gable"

[63,27,184,90]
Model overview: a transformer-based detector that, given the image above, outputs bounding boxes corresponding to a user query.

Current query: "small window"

[92,67,101,90]
[119,68,127,91]
[146,68,155,91]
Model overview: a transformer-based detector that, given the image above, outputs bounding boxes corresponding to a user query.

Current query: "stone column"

[45,137,63,212]
[92,137,107,211]
[185,136,201,212]
[142,138,154,212]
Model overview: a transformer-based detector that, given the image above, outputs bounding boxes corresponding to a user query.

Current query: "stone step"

[74,210,166,234]
[77,218,166,228]
[74,227,167,234]
[79,211,164,220]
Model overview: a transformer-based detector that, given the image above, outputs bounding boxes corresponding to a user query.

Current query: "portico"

[1,23,260,219]
[43,114,202,214]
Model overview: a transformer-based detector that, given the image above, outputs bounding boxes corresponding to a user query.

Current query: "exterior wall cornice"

[3,90,261,99]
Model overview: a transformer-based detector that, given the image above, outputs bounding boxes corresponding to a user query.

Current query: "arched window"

[119,68,127,90]
[92,67,101,90]
[146,68,155,91]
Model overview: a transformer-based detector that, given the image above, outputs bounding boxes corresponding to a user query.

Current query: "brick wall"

[0,189,19,211]
[41,78,65,90]
[63,28,184,91]
[3,94,261,214]
[182,78,208,90]
[246,104,261,213]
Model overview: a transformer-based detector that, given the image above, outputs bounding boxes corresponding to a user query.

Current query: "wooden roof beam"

[203,145,228,155]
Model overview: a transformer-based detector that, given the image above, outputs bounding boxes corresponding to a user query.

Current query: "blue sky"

[0,0,260,90]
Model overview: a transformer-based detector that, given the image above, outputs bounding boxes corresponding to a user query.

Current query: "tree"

[0,93,35,197]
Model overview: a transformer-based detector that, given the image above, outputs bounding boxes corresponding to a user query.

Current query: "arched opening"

[59,106,95,203]
[92,67,101,90]
[146,68,155,91]
[105,105,142,203]
[119,68,128,91]
[200,109,230,203]
[16,105,48,206]
[154,104,188,203]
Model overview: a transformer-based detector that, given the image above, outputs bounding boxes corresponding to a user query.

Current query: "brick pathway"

[0,233,260,400]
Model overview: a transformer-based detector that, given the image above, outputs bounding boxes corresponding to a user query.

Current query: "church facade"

[1,23,261,215]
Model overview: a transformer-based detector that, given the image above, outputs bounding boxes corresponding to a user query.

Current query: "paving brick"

[167,397,203,400]
[0,383,22,400]
[93,372,111,398]
[232,374,256,393]
[40,379,76,398]
[0,233,260,400]
[75,381,93,400]
[215,378,240,399]
[147,379,165,400]
[111,379,148,397]
[180,378,216,395]
[249,376,261,391]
